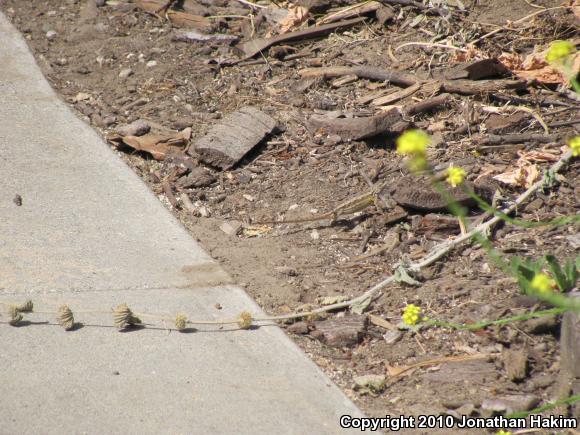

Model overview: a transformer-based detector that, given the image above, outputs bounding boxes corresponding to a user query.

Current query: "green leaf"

[545,255,568,292]
[351,294,372,315]
[394,265,421,286]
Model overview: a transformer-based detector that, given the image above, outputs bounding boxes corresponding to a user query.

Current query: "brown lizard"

[253,186,386,225]
[253,172,495,226]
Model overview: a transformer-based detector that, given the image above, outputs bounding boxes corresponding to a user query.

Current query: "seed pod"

[175,314,188,331]
[237,311,253,330]
[8,305,23,326]
[57,305,75,331]
[18,300,33,313]
[113,303,141,330]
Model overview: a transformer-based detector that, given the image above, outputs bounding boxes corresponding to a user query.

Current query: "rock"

[310,315,367,348]
[175,167,217,189]
[146,60,157,68]
[275,266,298,277]
[219,220,242,236]
[287,321,310,334]
[455,403,476,416]
[95,0,106,6]
[566,233,580,249]
[116,119,150,137]
[353,374,386,395]
[119,68,133,79]
[481,394,539,416]
[383,330,402,345]
[376,6,395,26]
[190,106,279,170]
[502,347,528,382]
[46,30,57,40]
[522,315,559,334]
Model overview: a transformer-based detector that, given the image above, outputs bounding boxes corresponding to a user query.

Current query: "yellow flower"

[402,304,422,326]
[496,431,512,435]
[546,40,576,63]
[569,136,580,157]
[530,273,554,294]
[396,130,431,156]
[446,166,466,187]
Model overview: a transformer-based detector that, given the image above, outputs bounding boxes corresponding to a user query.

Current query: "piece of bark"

[502,347,529,382]
[308,108,405,141]
[238,17,365,60]
[444,58,509,81]
[485,112,529,134]
[162,181,178,208]
[440,79,527,95]
[478,132,560,146]
[376,5,395,25]
[404,93,450,115]
[175,167,217,189]
[414,214,461,235]
[190,107,279,170]
[371,82,421,106]
[318,1,381,24]
[310,315,367,347]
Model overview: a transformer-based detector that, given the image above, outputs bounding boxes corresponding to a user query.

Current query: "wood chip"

[310,315,367,347]
[190,107,279,170]
[502,347,529,382]
[307,108,405,142]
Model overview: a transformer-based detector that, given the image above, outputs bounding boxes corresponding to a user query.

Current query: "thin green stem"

[507,394,580,418]
[424,307,566,330]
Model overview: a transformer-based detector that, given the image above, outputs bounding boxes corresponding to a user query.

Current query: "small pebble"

[46,30,57,40]
[146,60,157,68]
[119,68,133,79]
[116,119,150,137]
[219,221,242,236]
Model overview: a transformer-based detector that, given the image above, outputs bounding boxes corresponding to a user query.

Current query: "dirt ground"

[2,0,579,431]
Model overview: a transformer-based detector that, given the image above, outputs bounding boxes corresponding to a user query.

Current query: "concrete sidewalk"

[0,12,364,434]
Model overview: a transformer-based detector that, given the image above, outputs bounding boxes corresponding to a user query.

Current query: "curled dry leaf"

[498,47,580,86]
[493,158,539,188]
[109,128,191,161]
[278,4,310,33]
[518,149,560,163]
[493,148,561,188]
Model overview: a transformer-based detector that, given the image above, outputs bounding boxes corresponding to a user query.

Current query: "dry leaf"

[368,314,396,330]
[493,159,539,188]
[450,45,484,62]
[279,4,309,33]
[109,128,191,160]
[518,149,560,162]
[318,1,381,25]
[498,47,580,86]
